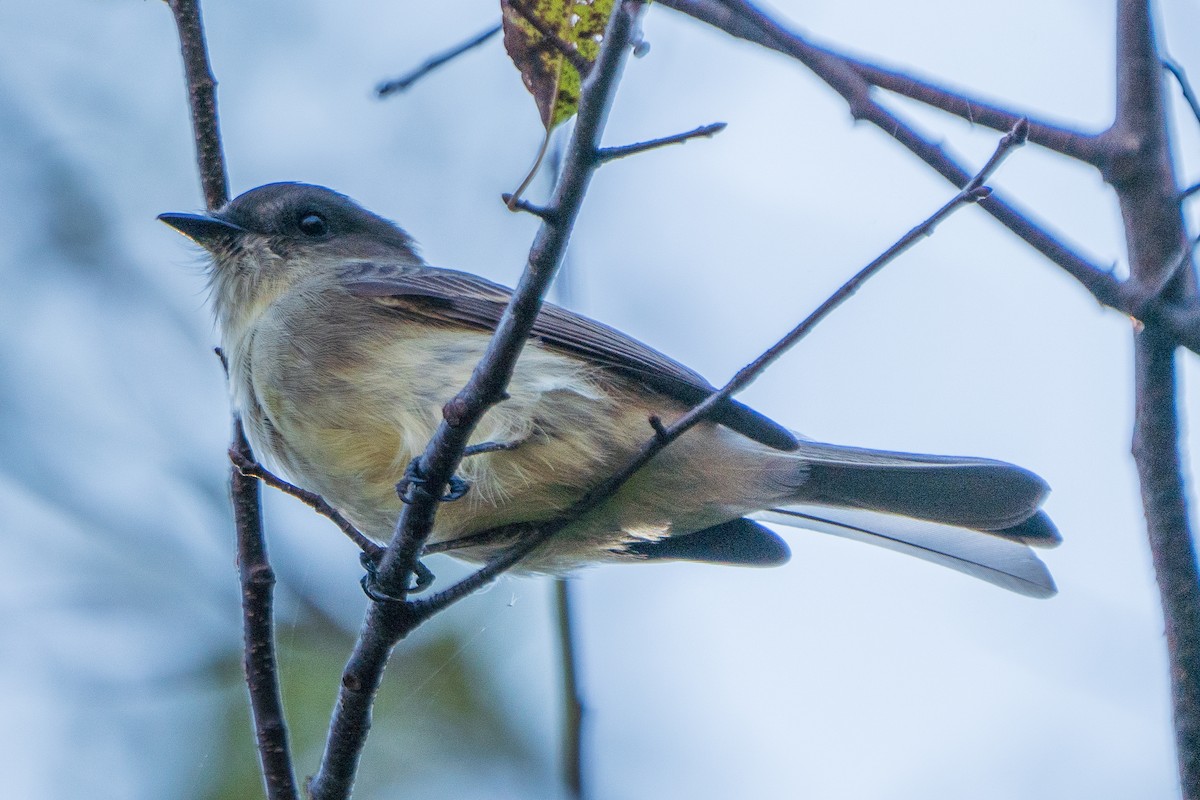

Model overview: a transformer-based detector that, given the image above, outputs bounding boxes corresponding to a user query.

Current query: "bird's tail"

[757,442,1060,597]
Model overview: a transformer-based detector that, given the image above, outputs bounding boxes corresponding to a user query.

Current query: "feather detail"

[754,506,1056,598]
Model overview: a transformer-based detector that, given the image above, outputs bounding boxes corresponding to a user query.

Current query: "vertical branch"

[165,0,228,209]
[1111,3,1200,798]
[555,579,586,799]
[547,137,589,800]
[379,0,645,598]
[164,2,298,798]
[230,424,297,800]
[1134,328,1200,800]
[308,5,645,799]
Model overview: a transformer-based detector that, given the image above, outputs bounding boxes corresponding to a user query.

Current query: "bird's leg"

[395,456,471,503]
[462,438,525,457]
[358,550,436,602]
[395,438,528,505]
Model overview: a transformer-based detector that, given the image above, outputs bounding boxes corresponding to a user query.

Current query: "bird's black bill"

[158,212,245,249]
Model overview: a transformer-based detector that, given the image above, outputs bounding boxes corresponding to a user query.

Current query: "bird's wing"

[338,260,797,451]
[755,506,1057,598]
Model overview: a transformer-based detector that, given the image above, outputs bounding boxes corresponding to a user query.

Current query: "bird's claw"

[358,551,436,602]
[396,457,471,504]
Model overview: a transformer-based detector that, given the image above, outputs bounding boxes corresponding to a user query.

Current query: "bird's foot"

[358,550,436,602]
[395,457,470,504]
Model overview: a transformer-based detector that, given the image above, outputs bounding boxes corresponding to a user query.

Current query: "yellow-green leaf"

[501,0,615,130]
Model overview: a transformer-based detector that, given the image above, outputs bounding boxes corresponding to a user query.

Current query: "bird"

[160,182,1059,597]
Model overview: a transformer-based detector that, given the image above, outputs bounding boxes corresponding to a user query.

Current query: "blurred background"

[2,0,1198,797]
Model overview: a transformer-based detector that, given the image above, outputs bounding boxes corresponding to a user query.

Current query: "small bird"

[160,182,1059,597]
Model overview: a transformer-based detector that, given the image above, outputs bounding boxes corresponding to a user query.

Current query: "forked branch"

[657,0,1200,355]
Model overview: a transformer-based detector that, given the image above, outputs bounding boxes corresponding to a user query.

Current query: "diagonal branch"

[407,120,1023,623]
[306,5,646,799]
[229,451,383,559]
[657,0,1200,356]
[376,23,502,97]
[164,2,298,799]
[1163,57,1200,129]
[837,52,1106,164]
[597,121,727,162]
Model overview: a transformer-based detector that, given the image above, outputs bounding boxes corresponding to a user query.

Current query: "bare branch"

[306,5,646,798]
[165,0,228,210]
[412,121,1020,622]
[229,450,383,559]
[1134,327,1200,800]
[165,2,298,798]
[657,0,1200,355]
[597,121,727,162]
[376,23,501,97]
[500,192,557,220]
[1114,4,1200,798]
[555,579,587,799]
[1163,57,1200,129]
[839,53,1105,165]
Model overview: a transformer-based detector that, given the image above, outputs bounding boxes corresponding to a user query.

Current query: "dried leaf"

[501,0,615,130]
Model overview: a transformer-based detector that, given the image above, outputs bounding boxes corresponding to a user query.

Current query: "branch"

[838,52,1105,165]
[229,451,383,559]
[306,5,646,798]
[376,23,501,97]
[500,192,557,220]
[164,2,298,798]
[1134,329,1200,800]
[543,131,1013,508]
[1114,4,1200,799]
[165,0,228,210]
[555,579,586,799]
[1163,57,1200,129]
[656,0,1200,356]
[408,120,1020,624]
[596,121,727,162]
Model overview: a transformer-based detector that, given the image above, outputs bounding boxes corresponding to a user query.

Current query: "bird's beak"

[157,212,246,250]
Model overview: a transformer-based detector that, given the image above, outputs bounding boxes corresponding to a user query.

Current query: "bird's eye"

[298,213,328,237]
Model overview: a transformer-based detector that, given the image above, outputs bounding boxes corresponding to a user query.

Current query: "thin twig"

[306,6,645,798]
[229,450,383,559]
[1163,57,1200,129]
[500,192,558,220]
[376,23,501,97]
[164,2,298,798]
[657,0,1200,356]
[597,121,727,162]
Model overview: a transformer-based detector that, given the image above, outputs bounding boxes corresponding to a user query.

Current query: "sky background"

[2,0,1199,798]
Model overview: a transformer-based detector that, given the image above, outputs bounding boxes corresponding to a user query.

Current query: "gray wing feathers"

[342,262,798,450]
[754,506,1057,598]
[786,441,1051,532]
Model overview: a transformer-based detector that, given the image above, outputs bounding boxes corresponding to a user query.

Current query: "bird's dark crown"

[218,182,418,255]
